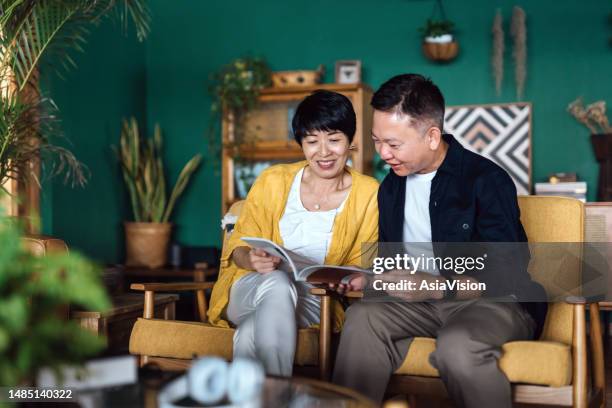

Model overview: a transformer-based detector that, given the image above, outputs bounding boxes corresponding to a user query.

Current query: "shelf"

[260,83,370,95]
[258,83,372,102]
[236,141,304,160]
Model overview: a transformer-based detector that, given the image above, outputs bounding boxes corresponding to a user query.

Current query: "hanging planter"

[422,34,459,62]
[419,0,459,63]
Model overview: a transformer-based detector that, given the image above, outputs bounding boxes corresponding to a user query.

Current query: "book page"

[241,237,297,277]
[299,265,371,283]
[241,237,319,279]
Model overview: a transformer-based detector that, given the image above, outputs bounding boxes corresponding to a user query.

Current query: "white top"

[279,168,348,265]
[403,171,439,275]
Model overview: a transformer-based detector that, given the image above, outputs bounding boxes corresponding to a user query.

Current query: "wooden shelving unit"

[221,83,374,214]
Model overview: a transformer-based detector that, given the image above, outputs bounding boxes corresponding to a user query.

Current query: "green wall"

[42,21,146,263]
[45,0,612,263]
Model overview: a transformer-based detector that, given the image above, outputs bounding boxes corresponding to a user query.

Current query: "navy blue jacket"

[378,134,546,337]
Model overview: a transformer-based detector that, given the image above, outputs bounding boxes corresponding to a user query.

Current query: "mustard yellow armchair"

[364,196,604,408]
[128,200,330,377]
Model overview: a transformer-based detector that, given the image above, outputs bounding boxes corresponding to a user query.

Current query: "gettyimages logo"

[371,253,488,275]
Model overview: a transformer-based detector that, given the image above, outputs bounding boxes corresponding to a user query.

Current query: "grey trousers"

[332,299,535,407]
[225,271,320,377]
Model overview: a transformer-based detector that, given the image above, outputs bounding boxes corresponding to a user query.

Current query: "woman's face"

[301,129,351,179]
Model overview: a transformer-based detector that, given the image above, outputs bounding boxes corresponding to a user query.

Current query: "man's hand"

[249,248,280,274]
[379,270,444,301]
[329,273,367,295]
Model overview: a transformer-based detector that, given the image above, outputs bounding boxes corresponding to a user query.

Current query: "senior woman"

[207,90,379,376]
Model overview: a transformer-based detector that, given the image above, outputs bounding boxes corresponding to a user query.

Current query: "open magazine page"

[298,265,370,283]
[241,237,371,283]
[241,237,317,280]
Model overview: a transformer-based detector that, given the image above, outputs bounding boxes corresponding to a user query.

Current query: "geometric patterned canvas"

[444,103,531,195]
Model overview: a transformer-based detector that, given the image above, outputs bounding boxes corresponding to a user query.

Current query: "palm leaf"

[1,0,151,92]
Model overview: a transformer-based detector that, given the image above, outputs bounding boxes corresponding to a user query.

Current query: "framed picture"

[443,102,532,195]
[335,60,361,84]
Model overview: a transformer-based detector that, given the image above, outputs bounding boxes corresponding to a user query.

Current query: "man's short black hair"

[371,74,445,130]
[292,90,356,145]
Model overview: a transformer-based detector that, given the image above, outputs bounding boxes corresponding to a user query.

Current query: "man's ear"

[426,126,443,150]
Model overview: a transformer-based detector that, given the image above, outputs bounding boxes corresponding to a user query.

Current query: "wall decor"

[444,102,532,194]
[271,65,324,88]
[567,97,612,200]
[492,9,504,96]
[335,60,362,84]
[419,0,459,62]
[510,6,527,99]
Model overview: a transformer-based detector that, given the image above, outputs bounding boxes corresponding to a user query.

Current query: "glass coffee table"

[78,371,376,408]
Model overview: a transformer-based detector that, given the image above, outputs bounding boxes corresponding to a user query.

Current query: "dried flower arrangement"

[567,98,612,134]
[510,6,527,100]
[491,10,504,96]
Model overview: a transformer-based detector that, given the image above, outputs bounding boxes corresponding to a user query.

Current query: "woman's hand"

[330,273,367,295]
[249,248,281,274]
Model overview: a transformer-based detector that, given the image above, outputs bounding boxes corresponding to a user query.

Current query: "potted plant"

[0,1,150,195]
[117,118,202,268]
[419,18,459,62]
[208,57,272,147]
[567,97,612,200]
[0,214,111,386]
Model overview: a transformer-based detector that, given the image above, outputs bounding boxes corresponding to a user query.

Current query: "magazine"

[241,237,370,283]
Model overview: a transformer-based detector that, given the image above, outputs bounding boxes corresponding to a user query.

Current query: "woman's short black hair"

[291,90,356,145]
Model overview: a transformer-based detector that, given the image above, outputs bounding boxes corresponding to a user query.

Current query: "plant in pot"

[419,18,459,62]
[208,57,272,151]
[418,0,458,62]
[567,97,612,200]
[118,118,202,268]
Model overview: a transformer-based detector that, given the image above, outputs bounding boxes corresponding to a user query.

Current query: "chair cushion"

[394,337,571,387]
[129,318,319,366]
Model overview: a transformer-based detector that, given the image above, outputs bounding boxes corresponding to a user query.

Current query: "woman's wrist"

[231,246,252,270]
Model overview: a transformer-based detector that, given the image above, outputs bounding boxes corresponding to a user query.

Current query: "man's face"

[372,110,440,176]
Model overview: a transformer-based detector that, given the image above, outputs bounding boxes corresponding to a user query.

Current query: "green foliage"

[1,0,151,92]
[0,217,111,387]
[0,0,150,189]
[418,19,455,38]
[117,118,202,223]
[207,57,272,155]
[0,93,87,190]
[209,57,272,116]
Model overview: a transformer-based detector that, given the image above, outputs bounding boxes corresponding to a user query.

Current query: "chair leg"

[572,303,588,408]
[144,290,155,319]
[589,303,605,408]
[319,294,332,381]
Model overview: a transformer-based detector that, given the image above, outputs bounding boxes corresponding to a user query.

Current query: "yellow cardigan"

[207,161,379,327]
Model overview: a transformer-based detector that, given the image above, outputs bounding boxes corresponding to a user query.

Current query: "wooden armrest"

[310,287,364,298]
[130,282,214,292]
[564,296,587,304]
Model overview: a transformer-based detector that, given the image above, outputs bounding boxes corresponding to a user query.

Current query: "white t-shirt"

[279,168,348,265]
[403,171,439,275]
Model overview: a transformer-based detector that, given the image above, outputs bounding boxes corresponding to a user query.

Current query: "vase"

[124,222,172,268]
[590,133,612,201]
